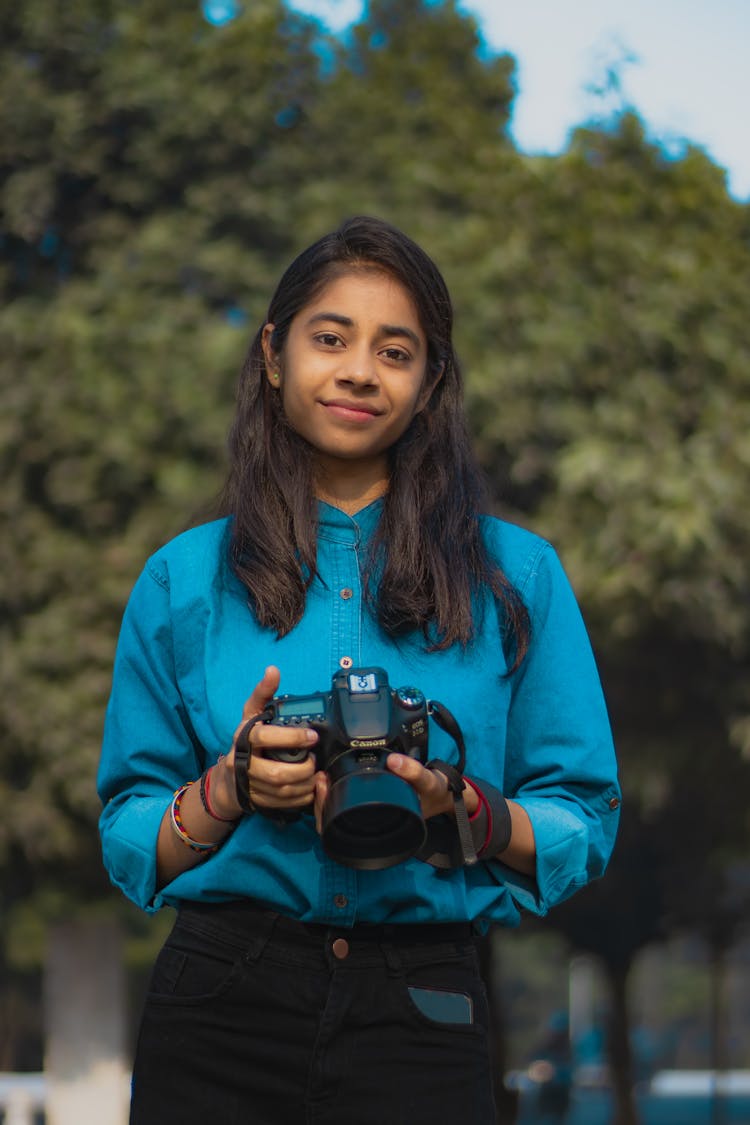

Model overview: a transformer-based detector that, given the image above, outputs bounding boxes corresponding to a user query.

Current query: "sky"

[286,0,750,201]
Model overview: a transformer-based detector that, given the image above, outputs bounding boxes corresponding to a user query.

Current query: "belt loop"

[381,941,403,975]
[244,909,280,963]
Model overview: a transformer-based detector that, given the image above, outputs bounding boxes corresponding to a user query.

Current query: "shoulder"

[144,517,233,589]
[479,515,582,630]
[479,515,554,591]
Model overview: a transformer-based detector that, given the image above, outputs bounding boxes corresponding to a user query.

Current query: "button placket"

[330,540,361,675]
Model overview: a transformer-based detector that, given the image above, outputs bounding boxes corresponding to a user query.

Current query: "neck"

[313,458,388,515]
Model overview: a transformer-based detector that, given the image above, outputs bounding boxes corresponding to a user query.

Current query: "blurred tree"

[0,0,322,873]
[277,0,521,261]
[0,4,326,1069]
[468,112,750,1123]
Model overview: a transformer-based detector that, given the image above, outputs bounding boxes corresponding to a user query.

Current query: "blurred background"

[1,2,749,1122]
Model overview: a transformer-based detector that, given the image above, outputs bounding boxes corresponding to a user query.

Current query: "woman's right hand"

[157,666,320,887]
[211,665,321,819]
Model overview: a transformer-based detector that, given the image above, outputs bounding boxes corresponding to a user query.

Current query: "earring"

[272,371,280,381]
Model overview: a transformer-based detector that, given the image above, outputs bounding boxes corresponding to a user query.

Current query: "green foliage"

[0,0,322,878]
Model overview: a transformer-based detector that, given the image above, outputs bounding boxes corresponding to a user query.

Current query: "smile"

[320,400,383,423]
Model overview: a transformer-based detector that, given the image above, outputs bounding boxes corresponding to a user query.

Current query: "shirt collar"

[316,498,384,545]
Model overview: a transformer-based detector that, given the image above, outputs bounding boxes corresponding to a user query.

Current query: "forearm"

[156,763,241,888]
[494,799,536,877]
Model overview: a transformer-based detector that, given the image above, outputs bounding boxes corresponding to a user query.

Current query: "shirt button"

[339,587,353,600]
[334,894,348,909]
[609,797,621,810]
[339,656,353,670]
[332,938,350,960]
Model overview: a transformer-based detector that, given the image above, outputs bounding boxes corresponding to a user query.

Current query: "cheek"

[403,382,430,423]
[277,380,322,442]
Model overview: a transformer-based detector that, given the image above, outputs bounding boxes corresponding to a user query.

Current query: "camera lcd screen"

[277,696,326,718]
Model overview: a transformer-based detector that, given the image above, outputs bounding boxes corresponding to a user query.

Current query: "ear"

[261,323,281,387]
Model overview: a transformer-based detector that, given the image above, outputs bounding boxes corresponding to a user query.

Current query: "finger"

[313,772,329,835]
[250,782,317,810]
[248,755,319,809]
[250,753,318,787]
[387,754,450,820]
[241,665,282,721]
[386,754,444,796]
[251,724,319,757]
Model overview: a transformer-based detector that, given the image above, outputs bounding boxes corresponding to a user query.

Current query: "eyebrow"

[305,312,422,351]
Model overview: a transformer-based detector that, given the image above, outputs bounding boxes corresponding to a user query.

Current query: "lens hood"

[321,769,426,870]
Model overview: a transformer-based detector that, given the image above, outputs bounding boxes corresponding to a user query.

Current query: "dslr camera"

[260,667,431,870]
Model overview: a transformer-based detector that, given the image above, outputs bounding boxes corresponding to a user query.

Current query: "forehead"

[297,268,423,333]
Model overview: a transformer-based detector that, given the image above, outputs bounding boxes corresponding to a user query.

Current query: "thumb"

[242,665,281,720]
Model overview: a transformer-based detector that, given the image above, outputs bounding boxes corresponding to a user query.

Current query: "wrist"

[204,759,242,821]
[462,779,480,816]
[463,776,512,858]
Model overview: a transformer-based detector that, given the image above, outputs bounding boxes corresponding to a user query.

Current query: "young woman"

[98,216,620,1125]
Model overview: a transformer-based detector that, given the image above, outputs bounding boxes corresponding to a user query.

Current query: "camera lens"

[333,806,406,838]
[321,770,427,870]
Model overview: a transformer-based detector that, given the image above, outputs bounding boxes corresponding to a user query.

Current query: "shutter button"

[332,938,350,960]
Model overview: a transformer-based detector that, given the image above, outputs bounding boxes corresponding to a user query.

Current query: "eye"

[314,332,343,348]
[380,346,411,363]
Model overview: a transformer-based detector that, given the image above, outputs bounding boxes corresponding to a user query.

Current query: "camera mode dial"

[395,686,425,711]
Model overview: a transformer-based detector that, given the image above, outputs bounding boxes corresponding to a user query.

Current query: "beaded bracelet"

[170,784,219,854]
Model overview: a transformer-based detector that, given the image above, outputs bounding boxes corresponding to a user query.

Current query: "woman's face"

[262,269,436,494]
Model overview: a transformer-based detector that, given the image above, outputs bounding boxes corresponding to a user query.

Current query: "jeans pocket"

[400,950,488,1033]
[146,933,244,1006]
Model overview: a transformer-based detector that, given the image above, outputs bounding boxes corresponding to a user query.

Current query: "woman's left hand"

[312,754,478,833]
[385,754,479,820]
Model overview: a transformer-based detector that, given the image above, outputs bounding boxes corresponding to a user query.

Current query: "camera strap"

[233,714,266,815]
[417,701,479,868]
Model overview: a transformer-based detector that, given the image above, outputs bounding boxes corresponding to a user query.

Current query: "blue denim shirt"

[98,500,620,927]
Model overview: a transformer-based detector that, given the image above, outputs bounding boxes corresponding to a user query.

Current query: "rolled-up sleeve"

[491,541,620,915]
[97,558,203,910]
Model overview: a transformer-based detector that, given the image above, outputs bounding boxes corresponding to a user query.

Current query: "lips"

[321,399,383,422]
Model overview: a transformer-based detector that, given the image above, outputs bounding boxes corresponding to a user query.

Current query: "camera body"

[261,667,430,869]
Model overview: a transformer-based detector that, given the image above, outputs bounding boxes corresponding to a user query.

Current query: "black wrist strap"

[431,760,477,867]
[414,760,478,869]
[466,776,512,859]
[233,715,265,815]
[415,770,512,869]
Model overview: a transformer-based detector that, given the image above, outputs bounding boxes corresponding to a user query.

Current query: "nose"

[338,346,378,388]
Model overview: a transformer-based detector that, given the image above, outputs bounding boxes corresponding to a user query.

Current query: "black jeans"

[130,900,497,1125]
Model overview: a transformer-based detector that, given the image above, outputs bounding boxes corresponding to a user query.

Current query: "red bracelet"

[200,764,240,823]
[464,777,493,855]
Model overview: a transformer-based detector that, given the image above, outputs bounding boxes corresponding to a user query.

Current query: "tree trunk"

[606,962,640,1125]
[44,917,129,1125]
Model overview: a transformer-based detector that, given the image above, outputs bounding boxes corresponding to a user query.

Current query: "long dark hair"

[220,216,529,665]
